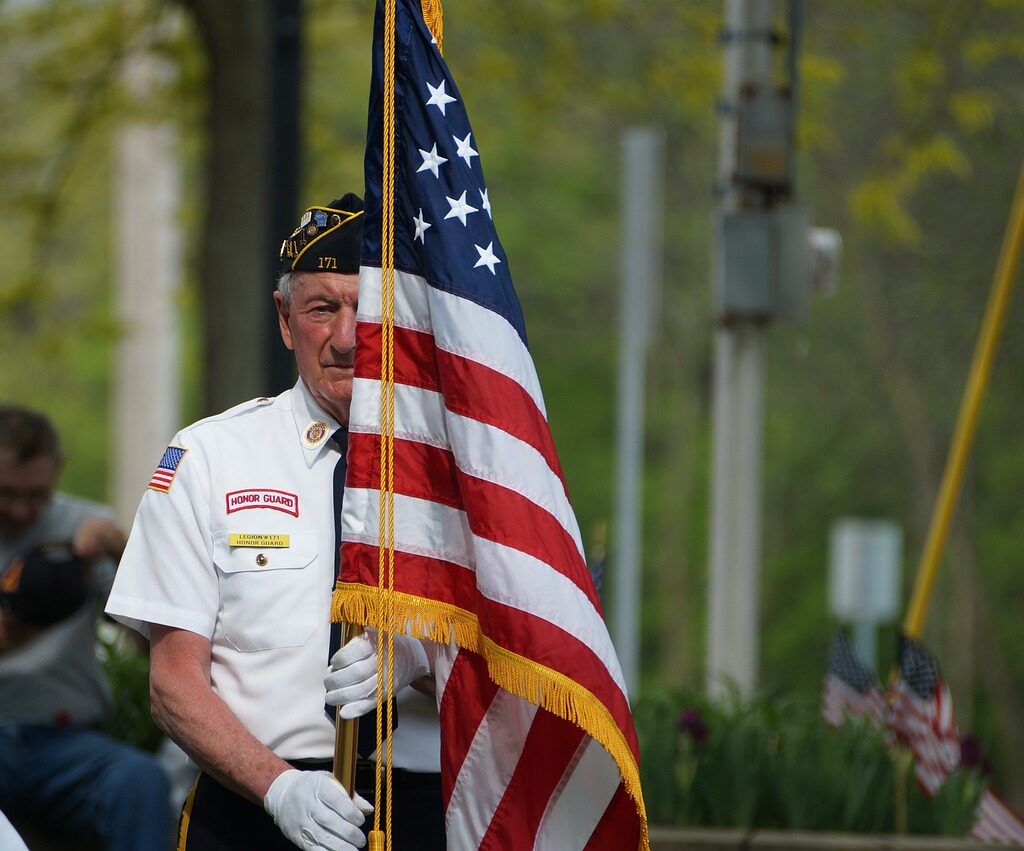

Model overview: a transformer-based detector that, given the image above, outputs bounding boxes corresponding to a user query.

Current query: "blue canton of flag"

[148,446,187,493]
[360,5,527,345]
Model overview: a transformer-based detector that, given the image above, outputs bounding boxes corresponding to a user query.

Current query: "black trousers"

[177,761,446,851]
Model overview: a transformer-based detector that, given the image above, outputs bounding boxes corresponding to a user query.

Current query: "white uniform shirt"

[106,379,440,768]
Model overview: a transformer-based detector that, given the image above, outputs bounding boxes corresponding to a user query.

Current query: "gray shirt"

[0,493,117,726]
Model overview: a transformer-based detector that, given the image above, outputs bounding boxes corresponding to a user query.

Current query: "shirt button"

[255,553,268,566]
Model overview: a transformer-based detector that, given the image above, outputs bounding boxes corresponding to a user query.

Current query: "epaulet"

[221,395,277,417]
[185,395,279,432]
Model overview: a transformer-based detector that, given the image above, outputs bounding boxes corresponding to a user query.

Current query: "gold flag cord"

[371,0,398,847]
[369,4,444,849]
[903,158,1024,640]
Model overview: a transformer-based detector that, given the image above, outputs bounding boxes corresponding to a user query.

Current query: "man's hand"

[72,516,128,562]
[324,631,429,720]
[264,769,372,851]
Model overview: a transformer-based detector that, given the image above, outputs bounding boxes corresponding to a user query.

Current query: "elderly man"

[0,405,171,851]
[106,195,444,851]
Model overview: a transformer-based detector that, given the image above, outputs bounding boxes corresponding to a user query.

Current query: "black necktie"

[326,428,348,725]
[326,428,381,758]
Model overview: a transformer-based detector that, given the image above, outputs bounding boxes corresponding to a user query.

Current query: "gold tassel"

[420,0,444,54]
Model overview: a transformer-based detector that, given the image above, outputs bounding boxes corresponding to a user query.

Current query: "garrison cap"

[278,193,364,275]
[0,543,91,628]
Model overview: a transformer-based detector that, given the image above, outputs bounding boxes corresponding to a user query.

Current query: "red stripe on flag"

[346,432,601,610]
[347,432,463,510]
[355,322,566,487]
[341,542,479,612]
[479,708,586,850]
[439,649,500,811]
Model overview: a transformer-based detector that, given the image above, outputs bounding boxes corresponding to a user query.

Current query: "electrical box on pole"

[714,203,812,322]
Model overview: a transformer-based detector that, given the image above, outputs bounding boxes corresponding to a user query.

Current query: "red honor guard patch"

[225,489,300,517]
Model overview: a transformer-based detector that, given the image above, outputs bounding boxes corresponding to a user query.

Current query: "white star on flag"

[416,144,448,178]
[443,191,478,226]
[453,133,479,168]
[473,241,501,274]
[425,79,456,115]
[413,208,432,243]
[480,188,492,219]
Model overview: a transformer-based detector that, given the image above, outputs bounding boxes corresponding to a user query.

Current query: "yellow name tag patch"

[228,533,290,549]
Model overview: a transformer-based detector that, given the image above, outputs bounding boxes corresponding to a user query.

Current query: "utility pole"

[612,127,663,697]
[706,0,807,697]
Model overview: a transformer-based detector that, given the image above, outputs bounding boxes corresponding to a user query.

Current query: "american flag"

[147,446,187,493]
[888,635,1024,844]
[888,634,961,795]
[334,0,647,848]
[972,789,1024,847]
[821,630,886,729]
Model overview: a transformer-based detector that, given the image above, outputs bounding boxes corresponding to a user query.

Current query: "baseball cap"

[0,543,91,628]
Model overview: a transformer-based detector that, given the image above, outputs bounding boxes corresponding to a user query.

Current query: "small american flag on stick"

[821,630,886,729]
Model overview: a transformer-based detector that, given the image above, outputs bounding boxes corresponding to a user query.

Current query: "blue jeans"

[0,724,172,851]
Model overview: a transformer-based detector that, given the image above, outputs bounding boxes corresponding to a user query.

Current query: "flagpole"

[903,160,1024,639]
[332,623,363,793]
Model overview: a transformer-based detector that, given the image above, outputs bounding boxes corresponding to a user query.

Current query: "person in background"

[106,194,444,851]
[0,405,172,851]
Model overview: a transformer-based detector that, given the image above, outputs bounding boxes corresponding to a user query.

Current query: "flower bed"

[635,689,983,837]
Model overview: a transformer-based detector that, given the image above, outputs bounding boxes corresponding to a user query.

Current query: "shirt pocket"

[212,530,319,652]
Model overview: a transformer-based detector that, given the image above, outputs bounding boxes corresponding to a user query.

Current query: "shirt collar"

[289,378,345,467]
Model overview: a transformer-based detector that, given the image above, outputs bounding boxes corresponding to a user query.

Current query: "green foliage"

[97,629,163,754]
[636,689,984,835]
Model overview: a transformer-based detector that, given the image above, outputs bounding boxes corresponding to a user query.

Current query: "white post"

[706,0,776,698]
[612,127,663,697]
[112,40,182,526]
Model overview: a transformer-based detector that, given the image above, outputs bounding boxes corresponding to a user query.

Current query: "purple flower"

[678,707,710,746]
[960,735,993,777]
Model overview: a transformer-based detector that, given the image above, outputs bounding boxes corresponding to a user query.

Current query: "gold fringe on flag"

[420,0,443,54]
[332,582,650,851]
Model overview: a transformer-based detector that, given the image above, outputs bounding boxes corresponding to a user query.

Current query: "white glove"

[264,769,373,851]
[324,630,429,720]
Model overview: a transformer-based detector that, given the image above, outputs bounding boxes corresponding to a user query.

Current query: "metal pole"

[852,620,876,672]
[706,0,776,698]
[612,127,663,697]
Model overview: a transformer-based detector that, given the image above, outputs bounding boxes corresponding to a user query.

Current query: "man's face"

[275,271,360,424]
[0,451,60,539]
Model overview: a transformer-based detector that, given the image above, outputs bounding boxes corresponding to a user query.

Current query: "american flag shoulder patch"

[148,446,188,493]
